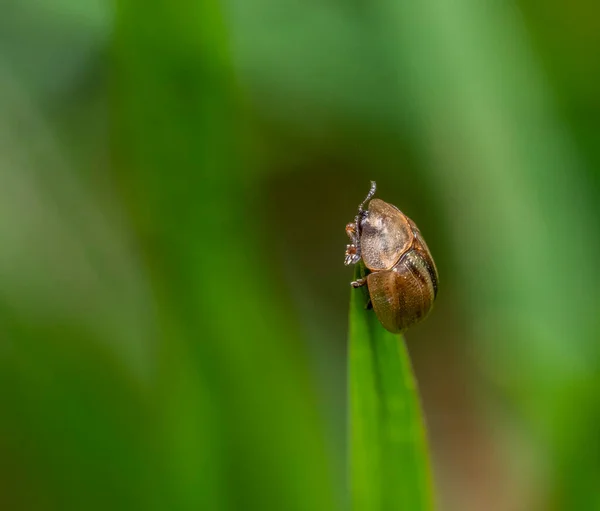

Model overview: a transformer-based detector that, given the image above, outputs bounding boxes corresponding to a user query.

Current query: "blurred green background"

[1,0,600,510]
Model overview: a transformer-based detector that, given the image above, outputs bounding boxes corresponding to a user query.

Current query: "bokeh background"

[1,1,600,510]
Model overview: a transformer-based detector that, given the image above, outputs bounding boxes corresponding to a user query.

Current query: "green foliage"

[110,1,338,510]
[1,0,600,509]
[349,266,433,511]
[0,1,338,510]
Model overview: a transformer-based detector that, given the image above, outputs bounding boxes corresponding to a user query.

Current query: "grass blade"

[349,267,434,511]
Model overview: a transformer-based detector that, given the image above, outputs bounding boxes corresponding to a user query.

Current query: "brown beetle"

[344,181,438,333]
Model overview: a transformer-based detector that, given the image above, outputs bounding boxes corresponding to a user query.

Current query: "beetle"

[344,181,438,333]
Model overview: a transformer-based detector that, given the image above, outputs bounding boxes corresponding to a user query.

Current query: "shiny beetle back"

[359,199,412,271]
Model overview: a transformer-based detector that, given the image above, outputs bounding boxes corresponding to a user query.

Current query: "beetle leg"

[345,244,361,265]
[365,299,373,310]
[346,222,357,241]
[345,222,363,265]
[350,277,367,288]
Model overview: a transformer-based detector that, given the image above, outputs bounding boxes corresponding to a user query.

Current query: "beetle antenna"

[353,181,376,239]
[358,181,377,214]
